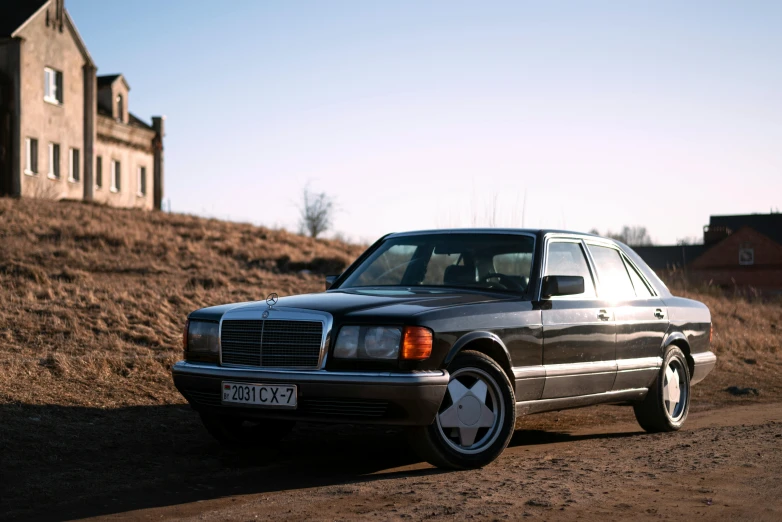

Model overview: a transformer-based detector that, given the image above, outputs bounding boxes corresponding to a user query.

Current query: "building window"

[44,67,63,104]
[25,138,38,175]
[111,160,121,192]
[739,244,754,266]
[116,94,123,121]
[68,148,80,182]
[48,143,60,179]
[137,166,146,196]
[96,156,103,189]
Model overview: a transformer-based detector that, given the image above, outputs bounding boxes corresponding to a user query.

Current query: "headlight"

[334,326,361,359]
[334,326,401,360]
[334,326,431,361]
[364,326,402,359]
[186,320,219,358]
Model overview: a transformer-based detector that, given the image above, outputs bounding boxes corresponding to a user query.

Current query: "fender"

[661,330,690,355]
[443,331,513,370]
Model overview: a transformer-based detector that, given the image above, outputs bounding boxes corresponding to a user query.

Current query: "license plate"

[221,382,297,409]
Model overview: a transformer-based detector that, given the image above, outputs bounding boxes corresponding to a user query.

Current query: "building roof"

[0,0,48,36]
[96,103,154,131]
[128,113,153,130]
[97,74,122,88]
[1,0,95,67]
[97,73,130,90]
[632,245,708,270]
[709,213,782,245]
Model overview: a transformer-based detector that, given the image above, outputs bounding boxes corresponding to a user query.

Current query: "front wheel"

[407,351,516,469]
[633,345,691,432]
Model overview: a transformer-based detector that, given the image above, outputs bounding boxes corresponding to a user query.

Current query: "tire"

[199,413,295,448]
[634,345,691,432]
[406,350,516,469]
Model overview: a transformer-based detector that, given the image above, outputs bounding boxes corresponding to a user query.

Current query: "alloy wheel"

[663,357,689,421]
[435,367,505,454]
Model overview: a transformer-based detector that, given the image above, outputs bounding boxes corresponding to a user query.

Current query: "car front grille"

[183,389,222,407]
[301,398,389,418]
[220,319,323,368]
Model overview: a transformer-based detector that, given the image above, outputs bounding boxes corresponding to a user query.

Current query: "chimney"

[152,116,165,210]
[82,63,96,202]
[47,0,65,32]
[703,225,731,246]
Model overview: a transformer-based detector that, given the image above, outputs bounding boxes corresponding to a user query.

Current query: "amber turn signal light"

[401,326,433,360]
[183,319,190,353]
[710,325,713,343]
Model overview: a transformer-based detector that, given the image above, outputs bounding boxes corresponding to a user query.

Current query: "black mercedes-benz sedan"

[173,229,716,469]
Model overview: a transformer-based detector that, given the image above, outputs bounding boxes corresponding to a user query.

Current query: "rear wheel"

[634,345,691,432]
[199,413,295,447]
[407,351,516,469]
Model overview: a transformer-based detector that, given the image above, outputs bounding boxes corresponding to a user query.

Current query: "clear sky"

[67,0,781,245]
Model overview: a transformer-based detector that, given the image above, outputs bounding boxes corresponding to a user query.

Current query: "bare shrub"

[592,226,653,246]
[28,178,62,200]
[298,185,335,239]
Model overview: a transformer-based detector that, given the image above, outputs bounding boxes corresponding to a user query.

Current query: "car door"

[540,239,617,399]
[585,242,669,391]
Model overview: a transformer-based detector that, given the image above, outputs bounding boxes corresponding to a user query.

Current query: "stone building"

[0,0,164,210]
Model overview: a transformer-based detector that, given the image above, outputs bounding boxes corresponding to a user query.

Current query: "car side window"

[587,244,636,299]
[623,257,654,298]
[544,241,596,298]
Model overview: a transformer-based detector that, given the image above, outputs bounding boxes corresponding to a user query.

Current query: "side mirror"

[325,275,338,291]
[541,275,584,298]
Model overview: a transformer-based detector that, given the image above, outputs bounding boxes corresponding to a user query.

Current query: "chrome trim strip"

[616,357,663,372]
[544,360,617,377]
[516,388,648,416]
[512,357,663,382]
[173,361,449,385]
[513,366,545,380]
[219,307,334,370]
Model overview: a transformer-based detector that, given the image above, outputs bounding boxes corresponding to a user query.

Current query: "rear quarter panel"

[662,296,712,355]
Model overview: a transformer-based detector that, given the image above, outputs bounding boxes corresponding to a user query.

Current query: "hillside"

[0,196,780,409]
[0,198,365,408]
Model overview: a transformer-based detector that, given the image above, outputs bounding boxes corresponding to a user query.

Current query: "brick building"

[0,0,164,210]
[634,213,782,292]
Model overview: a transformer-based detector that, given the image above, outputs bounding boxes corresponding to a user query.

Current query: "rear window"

[587,244,636,299]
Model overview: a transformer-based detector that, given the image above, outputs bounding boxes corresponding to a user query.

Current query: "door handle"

[654,309,665,319]
[598,310,611,321]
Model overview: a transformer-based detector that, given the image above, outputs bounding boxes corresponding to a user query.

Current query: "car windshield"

[340,233,535,293]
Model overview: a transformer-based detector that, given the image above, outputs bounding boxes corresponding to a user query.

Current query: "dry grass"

[663,279,782,404]
[0,197,364,409]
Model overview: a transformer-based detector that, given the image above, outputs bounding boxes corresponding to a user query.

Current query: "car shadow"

[0,402,644,521]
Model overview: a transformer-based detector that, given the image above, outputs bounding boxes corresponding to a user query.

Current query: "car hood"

[188,288,516,322]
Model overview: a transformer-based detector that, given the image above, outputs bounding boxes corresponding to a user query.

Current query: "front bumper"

[172,361,449,426]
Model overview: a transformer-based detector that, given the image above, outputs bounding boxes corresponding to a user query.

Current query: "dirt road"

[4,401,779,521]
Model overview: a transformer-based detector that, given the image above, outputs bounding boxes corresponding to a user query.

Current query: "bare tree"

[606,226,653,246]
[589,226,653,246]
[298,185,335,239]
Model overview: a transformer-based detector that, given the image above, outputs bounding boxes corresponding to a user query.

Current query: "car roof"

[385,228,604,239]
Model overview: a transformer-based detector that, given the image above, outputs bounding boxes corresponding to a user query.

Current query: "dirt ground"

[2,400,780,521]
